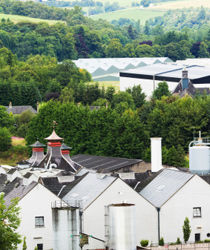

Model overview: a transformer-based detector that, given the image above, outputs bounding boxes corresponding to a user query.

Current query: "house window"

[35,216,44,227]
[37,244,43,250]
[193,207,201,218]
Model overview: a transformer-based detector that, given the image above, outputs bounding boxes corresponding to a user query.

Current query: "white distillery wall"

[83,178,158,250]
[18,184,61,250]
[120,76,178,98]
[160,175,210,243]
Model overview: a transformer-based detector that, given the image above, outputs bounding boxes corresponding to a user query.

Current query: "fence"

[151,243,210,250]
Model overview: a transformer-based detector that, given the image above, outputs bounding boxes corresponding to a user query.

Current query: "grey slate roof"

[173,80,210,97]
[71,154,142,173]
[2,177,23,195]
[7,168,17,175]
[5,105,37,115]
[40,174,87,198]
[62,172,116,210]
[30,141,46,148]
[139,169,194,208]
[23,172,33,179]
[61,143,72,150]
[4,182,37,206]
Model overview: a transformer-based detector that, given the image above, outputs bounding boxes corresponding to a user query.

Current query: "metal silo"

[106,203,136,250]
[189,145,210,175]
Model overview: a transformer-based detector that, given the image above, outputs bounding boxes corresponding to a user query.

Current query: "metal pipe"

[153,75,155,91]
[157,207,160,243]
[57,185,66,197]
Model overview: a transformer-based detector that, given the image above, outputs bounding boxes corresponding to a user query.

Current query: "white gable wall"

[83,178,158,249]
[18,183,60,250]
[160,175,210,243]
[120,76,178,98]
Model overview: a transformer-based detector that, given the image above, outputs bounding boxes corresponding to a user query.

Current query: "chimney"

[151,137,162,172]
[182,67,189,90]
[9,101,12,109]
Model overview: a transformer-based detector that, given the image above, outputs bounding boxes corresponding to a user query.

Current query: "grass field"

[149,0,210,10]
[0,13,65,25]
[90,8,165,23]
[12,137,26,147]
[60,0,138,8]
[89,81,120,91]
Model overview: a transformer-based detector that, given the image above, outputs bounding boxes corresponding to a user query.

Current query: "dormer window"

[193,207,201,218]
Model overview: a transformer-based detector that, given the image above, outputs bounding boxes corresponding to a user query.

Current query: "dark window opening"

[37,244,43,250]
[195,233,200,242]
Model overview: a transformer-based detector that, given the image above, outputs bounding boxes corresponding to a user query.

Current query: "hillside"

[148,0,210,10]
[0,13,65,24]
[90,8,165,23]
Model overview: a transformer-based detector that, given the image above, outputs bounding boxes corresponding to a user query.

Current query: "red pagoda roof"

[45,129,63,141]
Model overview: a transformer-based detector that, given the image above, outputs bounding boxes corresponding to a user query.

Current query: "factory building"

[2,129,210,249]
[120,64,210,97]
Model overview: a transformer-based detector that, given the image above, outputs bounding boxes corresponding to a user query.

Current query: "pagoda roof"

[61,143,72,150]
[30,141,46,148]
[45,129,63,141]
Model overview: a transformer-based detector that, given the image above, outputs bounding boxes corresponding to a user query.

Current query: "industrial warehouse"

[120,64,210,97]
[1,130,210,250]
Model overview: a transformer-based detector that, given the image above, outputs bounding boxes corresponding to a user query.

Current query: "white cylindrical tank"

[189,146,210,175]
[107,203,136,250]
[151,137,162,172]
[52,207,80,250]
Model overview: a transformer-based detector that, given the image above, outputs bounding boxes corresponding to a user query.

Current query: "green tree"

[0,127,11,151]
[112,92,135,109]
[0,193,21,250]
[14,110,35,138]
[22,236,27,250]
[166,145,186,167]
[105,39,124,57]
[0,106,14,128]
[159,237,164,246]
[152,81,171,100]
[59,87,74,103]
[126,85,146,108]
[105,87,115,103]
[183,217,191,243]
[198,41,209,58]
[135,44,154,57]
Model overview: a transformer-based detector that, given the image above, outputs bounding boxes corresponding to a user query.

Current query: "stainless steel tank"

[107,203,136,250]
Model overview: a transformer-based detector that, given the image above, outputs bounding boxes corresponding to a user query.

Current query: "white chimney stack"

[151,137,162,172]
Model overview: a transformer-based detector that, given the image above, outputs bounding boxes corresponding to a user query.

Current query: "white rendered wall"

[120,77,178,98]
[83,178,158,249]
[18,184,61,250]
[160,175,210,243]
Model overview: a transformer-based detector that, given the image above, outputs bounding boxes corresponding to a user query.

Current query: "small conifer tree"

[183,217,191,243]
[22,237,27,250]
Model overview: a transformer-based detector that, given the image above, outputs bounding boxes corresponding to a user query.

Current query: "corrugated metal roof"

[121,64,210,81]
[140,169,194,208]
[73,57,172,77]
[62,172,116,210]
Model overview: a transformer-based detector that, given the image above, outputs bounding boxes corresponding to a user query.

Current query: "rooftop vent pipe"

[151,137,162,172]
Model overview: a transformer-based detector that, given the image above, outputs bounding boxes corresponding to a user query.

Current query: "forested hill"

[0,0,68,21]
[1,0,210,61]
[147,7,210,31]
